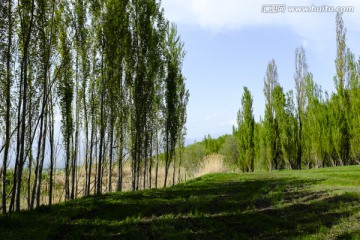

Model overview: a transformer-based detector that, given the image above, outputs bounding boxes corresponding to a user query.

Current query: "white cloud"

[162,0,360,49]
[218,119,236,127]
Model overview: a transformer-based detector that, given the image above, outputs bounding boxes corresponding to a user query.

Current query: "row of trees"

[0,0,189,214]
[233,13,359,172]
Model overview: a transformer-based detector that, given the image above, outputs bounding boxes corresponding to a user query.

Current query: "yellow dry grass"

[193,154,228,178]
[20,154,228,209]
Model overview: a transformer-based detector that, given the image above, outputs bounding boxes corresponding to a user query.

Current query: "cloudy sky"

[161,0,360,141]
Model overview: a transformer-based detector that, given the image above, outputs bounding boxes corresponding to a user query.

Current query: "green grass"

[1,166,360,239]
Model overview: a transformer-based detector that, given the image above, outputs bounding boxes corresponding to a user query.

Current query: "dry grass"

[27,154,228,208]
[193,154,228,178]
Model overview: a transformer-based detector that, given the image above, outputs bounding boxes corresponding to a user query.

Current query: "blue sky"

[162,0,360,141]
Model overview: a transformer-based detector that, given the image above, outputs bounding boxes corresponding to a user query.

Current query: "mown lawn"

[1,166,360,239]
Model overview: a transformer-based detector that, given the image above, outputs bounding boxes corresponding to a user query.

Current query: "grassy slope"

[1,166,360,239]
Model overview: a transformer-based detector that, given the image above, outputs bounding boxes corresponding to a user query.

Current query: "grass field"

[1,165,359,239]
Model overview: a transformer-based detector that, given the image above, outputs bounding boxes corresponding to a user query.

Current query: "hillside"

[1,166,360,239]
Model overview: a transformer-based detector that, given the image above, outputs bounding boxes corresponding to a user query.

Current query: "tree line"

[0,0,189,214]
[231,13,359,172]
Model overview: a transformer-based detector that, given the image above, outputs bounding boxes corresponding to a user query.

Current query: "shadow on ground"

[1,174,360,239]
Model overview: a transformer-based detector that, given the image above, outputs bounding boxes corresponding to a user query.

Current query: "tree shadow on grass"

[49,177,359,239]
[51,193,360,240]
[1,175,360,239]
[54,177,320,220]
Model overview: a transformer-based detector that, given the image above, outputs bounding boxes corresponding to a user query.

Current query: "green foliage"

[234,87,255,172]
[202,134,227,154]
[0,0,190,211]
[232,14,360,172]
[253,122,268,171]
[163,22,189,186]
[332,12,351,166]
[273,86,298,169]
[263,59,281,171]
[219,135,239,170]
[183,142,208,176]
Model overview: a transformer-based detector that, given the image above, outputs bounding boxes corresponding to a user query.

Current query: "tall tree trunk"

[83,98,89,196]
[155,131,159,189]
[143,133,148,190]
[49,93,55,206]
[97,34,105,195]
[116,122,123,192]
[108,126,114,193]
[172,151,176,186]
[297,117,302,170]
[148,132,153,189]
[31,113,44,209]
[164,137,169,188]
[26,130,33,210]
[15,0,36,211]
[36,105,48,208]
[178,139,182,184]
[72,56,80,200]
[10,58,24,212]
[2,0,13,214]
[88,118,94,196]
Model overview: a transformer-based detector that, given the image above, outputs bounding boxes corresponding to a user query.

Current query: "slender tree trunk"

[2,0,13,214]
[26,73,34,210]
[136,147,140,190]
[172,151,176,186]
[178,141,182,184]
[116,123,123,192]
[83,102,89,196]
[164,137,169,188]
[148,133,153,189]
[97,91,104,195]
[31,50,50,209]
[10,70,23,212]
[27,144,33,209]
[72,56,80,200]
[15,0,36,211]
[108,126,114,193]
[88,118,94,196]
[102,134,108,191]
[49,94,55,206]
[297,116,302,170]
[94,132,98,195]
[65,134,71,201]
[97,36,105,195]
[36,106,48,208]
[143,134,148,190]
[31,114,44,209]
[131,129,139,191]
[155,131,159,189]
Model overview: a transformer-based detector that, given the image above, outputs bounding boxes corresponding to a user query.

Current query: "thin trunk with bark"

[108,126,114,193]
[2,0,13,214]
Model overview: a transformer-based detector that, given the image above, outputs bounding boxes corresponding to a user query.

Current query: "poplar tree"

[333,12,350,166]
[0,0,190,210]
[0,0,13,214]
[263,59,280,170]
[294,46,308,170]
[235,87,255,172]
[347,49,360,161]
[57,1,74,201]
[273,86,297,169]
[163,23,186,187]
[10,0,36,212]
